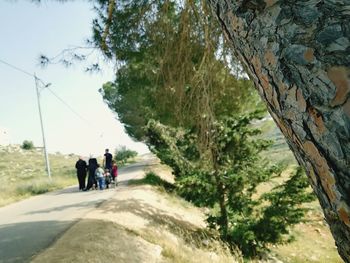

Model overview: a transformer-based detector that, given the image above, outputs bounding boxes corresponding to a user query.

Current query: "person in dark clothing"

[85,156,98,191]
[103,149,113,171]
[75,157,87,190]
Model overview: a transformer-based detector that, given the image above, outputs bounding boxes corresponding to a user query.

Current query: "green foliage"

[21,140,34,150]
[176,170,218,207]
[220,167,315,257]
[147,119,207,179]
[147,114,315,257]
[256,167,316,242]
[98,0,262,141]
[114,146,137,165]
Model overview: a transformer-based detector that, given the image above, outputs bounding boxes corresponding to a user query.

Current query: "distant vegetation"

[21,140,34,150]
[0,145,77,207]
[114,146,137,165]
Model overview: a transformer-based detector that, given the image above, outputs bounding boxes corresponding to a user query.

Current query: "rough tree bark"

[207,0,350,261]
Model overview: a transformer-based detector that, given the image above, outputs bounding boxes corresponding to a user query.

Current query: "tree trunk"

[214,173,229,236]
[207,0,350,261]
[211,148,229,236]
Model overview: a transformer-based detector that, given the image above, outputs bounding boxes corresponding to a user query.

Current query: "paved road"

[0,156,157,263]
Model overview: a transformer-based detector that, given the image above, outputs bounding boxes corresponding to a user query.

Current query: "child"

[95,164,105,190]
[104,169,111,189]
[112,162,118,184]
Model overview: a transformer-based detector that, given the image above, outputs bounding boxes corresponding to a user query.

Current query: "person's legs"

[81,173,86,189]
[77,172,82,190]
[93,177,97,189]
[85,174,93,190]
[98,177,105,190]
[77,173,84,190]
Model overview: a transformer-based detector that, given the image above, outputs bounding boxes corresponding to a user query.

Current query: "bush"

[114,146,137,164]
[21,140,34,150]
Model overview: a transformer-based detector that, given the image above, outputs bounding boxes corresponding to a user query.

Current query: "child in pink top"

[112,162,118,182]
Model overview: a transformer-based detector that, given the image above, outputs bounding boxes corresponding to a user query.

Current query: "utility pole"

[34,76,51,179]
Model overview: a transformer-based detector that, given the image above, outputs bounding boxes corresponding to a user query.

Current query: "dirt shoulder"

[31,165,237,263]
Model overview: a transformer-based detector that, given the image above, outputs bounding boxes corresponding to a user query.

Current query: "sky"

[0,0,149,156]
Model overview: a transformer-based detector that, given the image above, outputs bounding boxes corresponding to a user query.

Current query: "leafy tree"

[98,0,261,141]
[21,140,34,150]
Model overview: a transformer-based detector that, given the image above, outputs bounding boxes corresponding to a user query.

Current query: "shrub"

[21,140,34,150]
[114,146,137,164]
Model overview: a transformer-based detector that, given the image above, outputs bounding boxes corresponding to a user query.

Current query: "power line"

[0,58,34,77]
[0,57,94,127]
[0,57,104,140]
[45,86,92,125]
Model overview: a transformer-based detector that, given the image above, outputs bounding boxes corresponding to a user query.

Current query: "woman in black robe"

[75,157,87,190]
[84,157,98,191]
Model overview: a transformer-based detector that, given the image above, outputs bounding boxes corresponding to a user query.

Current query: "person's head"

[105,149,109,153]
[79,156,83,160]
[96,164,100,168]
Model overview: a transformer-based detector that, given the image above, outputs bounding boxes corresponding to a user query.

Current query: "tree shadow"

[98,197,215,247]
[46,186,81,195]
[0,220,74,263]
[25,199,106,215]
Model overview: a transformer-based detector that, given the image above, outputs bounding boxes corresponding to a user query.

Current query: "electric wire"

[0,57,101,133]
[0,58,34,77]
[46,86,91,125]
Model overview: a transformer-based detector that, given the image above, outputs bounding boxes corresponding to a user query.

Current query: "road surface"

[0,156,156,263]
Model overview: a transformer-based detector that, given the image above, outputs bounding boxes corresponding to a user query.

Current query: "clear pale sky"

[0,0,149,156]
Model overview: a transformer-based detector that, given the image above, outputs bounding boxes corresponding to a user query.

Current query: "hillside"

[0,145,78,207]
[254,117,297,166]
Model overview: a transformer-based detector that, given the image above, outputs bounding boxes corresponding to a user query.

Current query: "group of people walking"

[75,149,118,191]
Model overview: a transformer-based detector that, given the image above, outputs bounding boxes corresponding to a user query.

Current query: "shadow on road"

[0,220,74,263]
[25,199,106,215]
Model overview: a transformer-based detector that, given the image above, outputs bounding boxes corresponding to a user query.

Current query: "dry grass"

[271,206,342,263]
[0,145,78,207]
[31,219,164,263]
[254,165,341,262]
